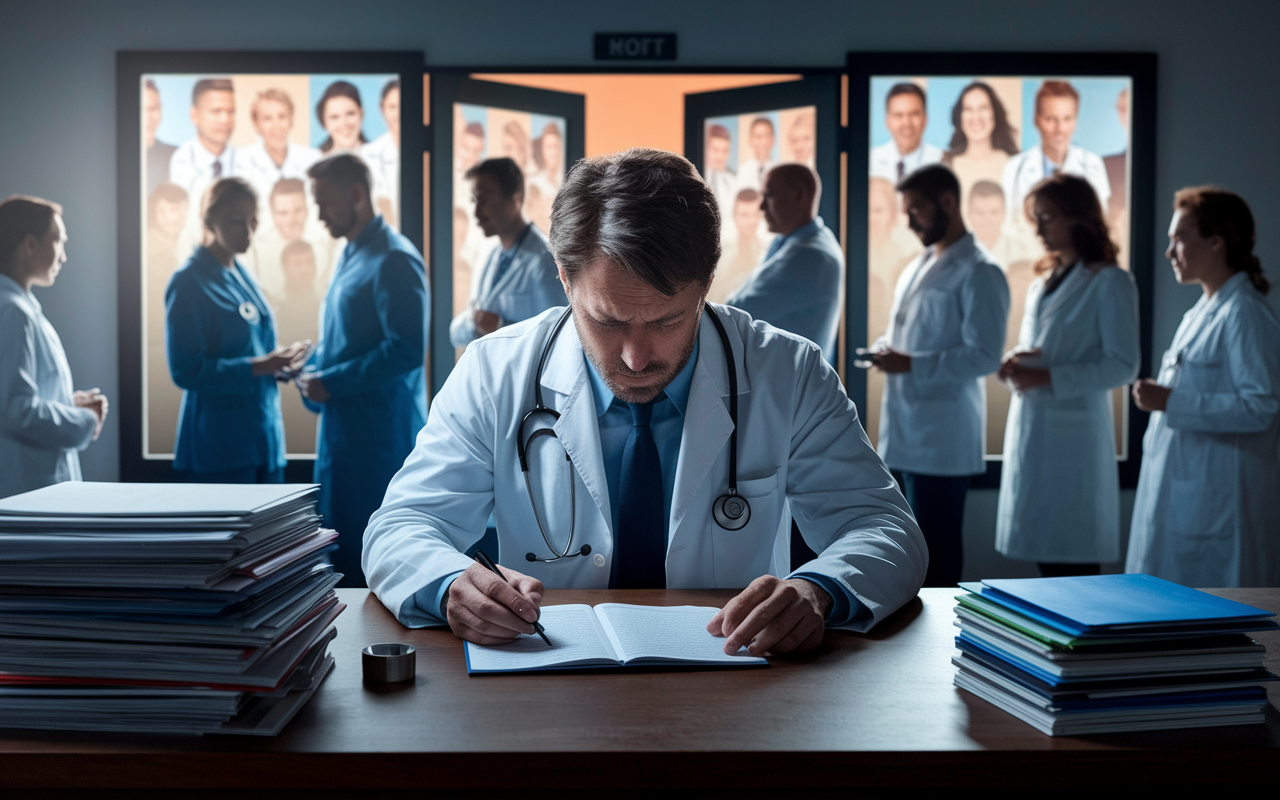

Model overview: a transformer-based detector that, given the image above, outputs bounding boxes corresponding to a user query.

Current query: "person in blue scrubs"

[297,154,427,588]
[165,178,308,483]
[726,164,844,362]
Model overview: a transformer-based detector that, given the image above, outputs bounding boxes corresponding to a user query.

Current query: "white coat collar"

[536,303,750,539]
[0,273,39,313]
[1036,260,1094,327]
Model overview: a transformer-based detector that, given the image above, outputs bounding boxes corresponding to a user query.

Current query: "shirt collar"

[584,336,699,419]
[0,272,34,306]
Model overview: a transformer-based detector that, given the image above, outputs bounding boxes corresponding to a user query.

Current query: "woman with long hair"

[316,81,367,154]
[0,196,108,498]
[164,178,307,482]
[1127,188,1279,585]
[995,173,1140,576]
[942,82,1019,207]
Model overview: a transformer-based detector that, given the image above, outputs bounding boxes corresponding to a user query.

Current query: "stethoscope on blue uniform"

[518,302,750,564]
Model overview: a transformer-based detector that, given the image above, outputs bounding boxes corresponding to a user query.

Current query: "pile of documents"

[0,481,343,735]
[952,574,1278,736]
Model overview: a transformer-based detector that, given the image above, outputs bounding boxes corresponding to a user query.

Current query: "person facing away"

[869,163,1010,588]
[725,164,844,363]
[363,147,927,655]
[870,83,943,184]
[165,178,309,484]
[0,196,108,499]
[1003,81,1111,229]
[449,157,564,348]
[1127,187,1279,586]
[995,173,1140,577]
[297,153,428,588]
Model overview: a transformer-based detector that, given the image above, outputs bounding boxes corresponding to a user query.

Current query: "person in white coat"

[1127,187,1279,586]
[870,164,1009,587]
[0,196,107,499]
[450,157,564,348]
[364,149,927,656]
[1002,81,1111,229]
[996,173,1140,576]
[726,164,844,363]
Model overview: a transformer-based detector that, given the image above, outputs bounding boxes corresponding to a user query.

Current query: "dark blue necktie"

[612,399,666,589]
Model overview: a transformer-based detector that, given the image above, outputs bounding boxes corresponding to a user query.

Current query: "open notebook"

[464,604,769,674]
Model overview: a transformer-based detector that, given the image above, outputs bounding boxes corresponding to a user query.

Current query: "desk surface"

[2,587,1278,789]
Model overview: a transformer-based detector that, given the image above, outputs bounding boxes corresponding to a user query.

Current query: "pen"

[473,550,552,647]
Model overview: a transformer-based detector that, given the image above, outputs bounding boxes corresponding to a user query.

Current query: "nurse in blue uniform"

[165,177,308,483]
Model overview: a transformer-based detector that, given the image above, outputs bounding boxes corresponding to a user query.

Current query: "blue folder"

[958,574,1277,637]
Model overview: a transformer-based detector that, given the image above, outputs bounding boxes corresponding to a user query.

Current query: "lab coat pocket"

[1167,476,1233,542]
[712,470,782,588]
[1179,357,1228,392]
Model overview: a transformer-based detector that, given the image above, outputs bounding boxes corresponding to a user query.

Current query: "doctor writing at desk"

[364,149,928,655]
[1127,187,1279,586]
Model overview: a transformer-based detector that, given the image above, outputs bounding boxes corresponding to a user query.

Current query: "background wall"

[2,0,1275,579]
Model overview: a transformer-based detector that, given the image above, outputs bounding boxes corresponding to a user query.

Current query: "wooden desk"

[1,587,1278,789]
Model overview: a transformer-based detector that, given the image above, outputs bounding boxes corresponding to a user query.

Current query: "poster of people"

[141,73,401,458]
[451,104,568,334]
[700,106,816,303]
[864,76,1132,459]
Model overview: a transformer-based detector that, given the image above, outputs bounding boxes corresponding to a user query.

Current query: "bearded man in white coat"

[364,148,927,656]
[870,164,1009,588]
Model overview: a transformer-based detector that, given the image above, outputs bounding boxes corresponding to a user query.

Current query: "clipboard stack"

[0,482,345,735]
[952,574,1279,736]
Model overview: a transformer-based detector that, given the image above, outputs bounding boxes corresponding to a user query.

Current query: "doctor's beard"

[911,206,951,248]
[576,312,701,406]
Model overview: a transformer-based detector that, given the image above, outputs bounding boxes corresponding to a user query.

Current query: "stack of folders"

[0,481,344,735]
[953,574,1279,736]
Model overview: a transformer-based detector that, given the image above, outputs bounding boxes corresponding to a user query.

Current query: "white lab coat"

[448,225,564,348]
[1126,272,1280,586]
[236,139,321,210]
[361,133,399,225]
[1002,145,1111,226]
[876,233,1010,476]
[869,141,943,183]
[0,275,97,499]
[364,305,928,630]
[995,263,1140,562]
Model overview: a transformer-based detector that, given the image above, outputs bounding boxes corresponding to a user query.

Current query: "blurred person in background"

[0,196,107,498]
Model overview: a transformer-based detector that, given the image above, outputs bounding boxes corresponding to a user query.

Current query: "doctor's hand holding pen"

[444,561,546,645]
[999,347,1052,392]
[1132,378,1172,412]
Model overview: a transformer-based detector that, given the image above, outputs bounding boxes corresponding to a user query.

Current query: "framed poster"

[116,51,424,481]
[846,52,1156,487]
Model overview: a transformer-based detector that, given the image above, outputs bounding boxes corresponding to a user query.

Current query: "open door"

[685,76,841,571]
[429,74,584,393]
[683,76,842,321]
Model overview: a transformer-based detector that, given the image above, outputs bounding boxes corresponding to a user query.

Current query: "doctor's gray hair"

[549,148,720,296]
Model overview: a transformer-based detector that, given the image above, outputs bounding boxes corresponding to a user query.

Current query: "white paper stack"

[0,482,344,735]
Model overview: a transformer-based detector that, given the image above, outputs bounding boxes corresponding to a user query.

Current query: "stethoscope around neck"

[517,302,750,564]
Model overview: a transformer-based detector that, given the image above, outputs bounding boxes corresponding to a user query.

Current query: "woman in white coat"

[1127,188,1279,586]
[995,174,1139,576]
[0,196,108,499]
